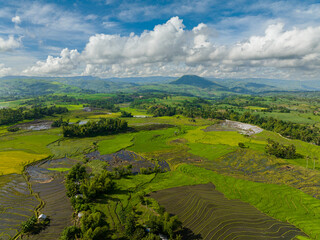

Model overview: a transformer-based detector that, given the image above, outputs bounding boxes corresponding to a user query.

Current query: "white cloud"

[0,64,12,77]
[21,17,320,79]
[82,17,187,65]
[22,48,80,76]
[85,14,98,21]
[0,36,21,52]
[12,16,21,24]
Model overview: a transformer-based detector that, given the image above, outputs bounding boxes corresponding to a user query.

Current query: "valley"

[0,75,320,239]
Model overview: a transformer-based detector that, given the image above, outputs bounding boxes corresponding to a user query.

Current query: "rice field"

[0,151,47,174]
[151,183,307,240]
[178,164,320,240]
[0,174,38,240]
[98,133,134,154]
[184,127,265,147]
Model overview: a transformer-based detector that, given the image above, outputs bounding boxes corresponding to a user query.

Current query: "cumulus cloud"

[0,36,21,52]
[22,17,320,79]
[23,48,80,76]
[12,16,21,24]
[0,64,12,77]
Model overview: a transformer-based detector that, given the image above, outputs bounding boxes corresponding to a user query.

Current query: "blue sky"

[0,0,320,79]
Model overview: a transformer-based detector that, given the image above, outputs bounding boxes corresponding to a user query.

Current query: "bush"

[238,142,246,148]
[21,216,37,233]
[120,111,133,118]
[265,139,302,159]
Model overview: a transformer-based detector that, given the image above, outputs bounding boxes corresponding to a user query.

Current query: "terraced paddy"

[151,183,307,240]
[27,177,73,240]
[0,174,38,240]
[26,159,74,239]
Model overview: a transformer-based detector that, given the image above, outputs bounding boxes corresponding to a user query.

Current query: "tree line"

[0,106,68,126]
[62,118,128,137]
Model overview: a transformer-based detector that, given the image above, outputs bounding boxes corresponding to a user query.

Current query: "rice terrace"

[2,1,320,240]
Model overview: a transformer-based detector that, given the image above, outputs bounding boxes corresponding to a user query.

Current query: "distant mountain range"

[1,75,320,99]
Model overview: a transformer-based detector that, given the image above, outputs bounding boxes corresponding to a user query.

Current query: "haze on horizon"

[0,0,320,80]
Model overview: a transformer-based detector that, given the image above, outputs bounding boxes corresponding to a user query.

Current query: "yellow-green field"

[0,151,47,174]
[184,126,265,146]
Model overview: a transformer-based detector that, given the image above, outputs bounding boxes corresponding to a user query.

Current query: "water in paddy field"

[25,158,74,239]
[0,174,38,240]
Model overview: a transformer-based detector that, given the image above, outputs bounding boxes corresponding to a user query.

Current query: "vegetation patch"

[47,167,70,172]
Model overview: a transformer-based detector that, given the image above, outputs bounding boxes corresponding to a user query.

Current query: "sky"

[0,0,320,80]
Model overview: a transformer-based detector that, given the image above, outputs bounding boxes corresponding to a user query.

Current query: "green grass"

[184,127,265,147]
[98,134,134,155]
[0,131,60,155]
[47,167,70,172]
[187,143,236,161]
[128,127,185,153]
[55,104,84,111]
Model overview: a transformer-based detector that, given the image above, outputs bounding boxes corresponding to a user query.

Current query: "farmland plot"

[151,183,307,240]
[0,174,38,240]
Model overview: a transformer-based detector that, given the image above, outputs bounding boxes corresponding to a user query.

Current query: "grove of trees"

[62,118,128,137]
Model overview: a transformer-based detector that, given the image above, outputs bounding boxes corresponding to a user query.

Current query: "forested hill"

[0,78,92,99]
[170,75,227,89]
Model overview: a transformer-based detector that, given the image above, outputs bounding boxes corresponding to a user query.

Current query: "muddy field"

[87,150,170,173]
[11,120,53,131]
[204,120,263,135]
[150,183,307,240]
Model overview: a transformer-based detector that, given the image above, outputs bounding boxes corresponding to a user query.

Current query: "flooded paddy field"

[24,158,77,239]
[0,174,38,240]
[26,177,73,240]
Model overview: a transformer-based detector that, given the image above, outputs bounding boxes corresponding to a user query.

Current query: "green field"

[98,134,134,155]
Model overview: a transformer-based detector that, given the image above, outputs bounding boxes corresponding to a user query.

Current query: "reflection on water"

[0,174,38,240]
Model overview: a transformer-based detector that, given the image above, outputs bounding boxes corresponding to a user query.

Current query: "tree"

[60,226,81,240]
[125,214,136,237]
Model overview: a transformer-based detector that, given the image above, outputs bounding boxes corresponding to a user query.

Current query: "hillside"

[170,75,226,89]
[0,78,91,99]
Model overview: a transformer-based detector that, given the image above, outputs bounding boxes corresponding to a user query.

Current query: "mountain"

[170,75,226,89]
[210,77,320,92]
[0,78,91,99]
